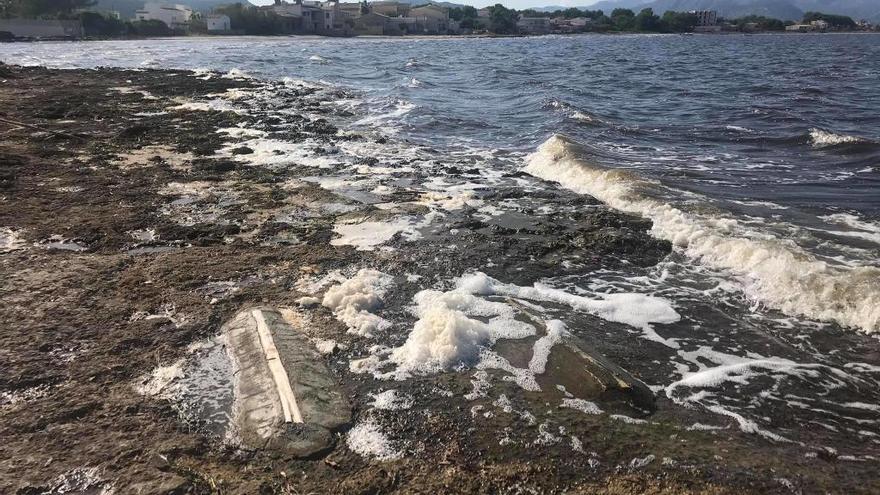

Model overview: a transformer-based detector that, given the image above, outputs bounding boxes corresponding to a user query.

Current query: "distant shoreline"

[3,30,880,43]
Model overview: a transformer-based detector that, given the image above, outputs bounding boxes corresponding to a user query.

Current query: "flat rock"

[223,306,350,457]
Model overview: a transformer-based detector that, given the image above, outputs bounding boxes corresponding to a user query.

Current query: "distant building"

[206,14,231,32]
[338,1,367,18]
[354,11,389,34]
[371,1,409,17]
[690,10,720,33]
[810,20,829,31]
[785,24,814,32]
[409,4,451,33]
[550,16,591,33]
[134,3,194,30]
[268,0,351,36]
[517,17,550,35]
[690,10,717,26]
[0,19,83,39]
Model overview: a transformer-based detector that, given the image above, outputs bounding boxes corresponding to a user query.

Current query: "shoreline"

[3,30,879,44]
[1,63,878,494]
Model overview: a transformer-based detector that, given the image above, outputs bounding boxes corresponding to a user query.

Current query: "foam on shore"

[352,272,678,380]
[322,269,393,337]
[524,134,880,334]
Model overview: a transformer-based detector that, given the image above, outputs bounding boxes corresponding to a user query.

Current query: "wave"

[524,134,880,334]
[809,128,865,148]
[546,99,604,126]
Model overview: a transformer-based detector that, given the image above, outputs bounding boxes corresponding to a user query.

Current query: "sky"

[250,0,604,11]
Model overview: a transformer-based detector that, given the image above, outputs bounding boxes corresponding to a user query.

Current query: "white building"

[206,14,231,32]
[134,3,194,30]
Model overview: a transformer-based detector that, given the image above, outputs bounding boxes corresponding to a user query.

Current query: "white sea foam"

[356,272,677,381]
[169,98,241,113]
[809,128,865,147]
[330,216,424,251]
[218,138,339,169]
[456,272,680,347]
[346,418,402,461]
[322,269,393,337]
[0,227,27,253]
[217,127,268,139]
[665,357,854,441]
[561,398,603,415]
[817,213,880,245]
[369,389,414,410]
[135,359,185,397]
[389,287,536,373]
[352,100,415,131]
[524,135,880,333]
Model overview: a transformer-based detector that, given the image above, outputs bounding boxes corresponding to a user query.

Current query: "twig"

[0,116,88,142]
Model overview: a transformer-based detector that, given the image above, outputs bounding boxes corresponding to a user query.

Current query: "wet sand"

[1,63,877,494]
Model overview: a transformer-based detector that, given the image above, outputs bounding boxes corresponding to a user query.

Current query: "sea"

[3,33,880,454]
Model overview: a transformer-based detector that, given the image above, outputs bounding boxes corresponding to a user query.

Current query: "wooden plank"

[252,309,303,423]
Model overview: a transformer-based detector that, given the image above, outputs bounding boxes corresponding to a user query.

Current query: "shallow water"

[5,34,880,456]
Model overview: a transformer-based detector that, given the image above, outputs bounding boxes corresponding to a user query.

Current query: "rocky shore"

[1,63,877,494]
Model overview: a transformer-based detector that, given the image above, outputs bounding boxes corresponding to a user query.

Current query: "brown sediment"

[1,64,877,495]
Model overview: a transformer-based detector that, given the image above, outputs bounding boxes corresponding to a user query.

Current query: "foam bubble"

[322,269,393,337]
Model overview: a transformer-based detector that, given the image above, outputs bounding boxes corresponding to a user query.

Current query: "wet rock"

[303,119,337,135]
[230,146,254,155]
[223,307,350,458]
[125,472,191,495]
[0,61,14,78]
[117,124,151,141]
[193,158,238,173]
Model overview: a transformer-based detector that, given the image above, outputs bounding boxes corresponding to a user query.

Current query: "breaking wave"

[809,128,874,149]
[524,134,880,334]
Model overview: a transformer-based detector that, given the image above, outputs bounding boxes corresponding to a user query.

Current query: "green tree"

[488,3,518,34]
[518,9,544,18]
[803,11,855,28]
[610,8,634,31]
[215,3,286,35]
[79,11,127,36]
[633,8,659,31]
[561,7,582,19]
[449,5,478,23]
[660,11,698,32]
[129,19,171,36]
[729,15,785,31]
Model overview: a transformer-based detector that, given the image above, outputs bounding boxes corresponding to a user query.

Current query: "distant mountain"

[533,5,572,12]
[791,0,880,21]
[557,0,880,21]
